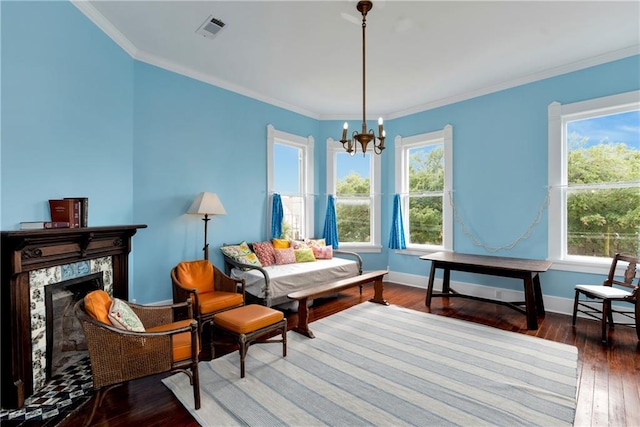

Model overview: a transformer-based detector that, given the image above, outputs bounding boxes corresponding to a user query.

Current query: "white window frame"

[548,90,639,274]
[326,138,382,253]
[394,125,453,254]
[267,124,314,239]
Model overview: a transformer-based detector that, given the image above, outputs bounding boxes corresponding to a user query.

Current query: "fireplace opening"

[45,272,104,380]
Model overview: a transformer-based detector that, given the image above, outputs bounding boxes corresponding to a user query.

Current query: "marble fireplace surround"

[1,225,146,409]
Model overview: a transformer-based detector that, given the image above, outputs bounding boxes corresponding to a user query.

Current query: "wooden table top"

[419,251,552,273]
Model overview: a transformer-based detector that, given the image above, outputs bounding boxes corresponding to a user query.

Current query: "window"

[548,91,639,270]
[327,139,381,252]
[267,125,314,239]
[394,125,453,252]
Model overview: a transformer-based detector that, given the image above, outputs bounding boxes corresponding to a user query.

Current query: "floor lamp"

[187,192,227,260]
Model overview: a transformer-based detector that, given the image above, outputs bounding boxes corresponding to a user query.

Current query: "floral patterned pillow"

[252,241,276,267]
[306,238,326,247]
[220,241,262,267]
[312,245,333,259]
[220,241,252,258]
[289,239,309,250]
[108,298,145,332]
[274,248,296,265]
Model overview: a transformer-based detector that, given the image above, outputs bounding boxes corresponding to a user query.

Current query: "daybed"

[221,239,362,308]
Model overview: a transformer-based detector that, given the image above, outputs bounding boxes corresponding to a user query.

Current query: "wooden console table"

[420,251,552,330]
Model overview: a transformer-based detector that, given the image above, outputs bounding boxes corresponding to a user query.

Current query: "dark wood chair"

[171,260,245,345]
[572,253,640,344]
[75,293,200,426]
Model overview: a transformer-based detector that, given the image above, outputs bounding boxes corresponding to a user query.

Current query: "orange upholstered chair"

[171,260,245,344]
[76,290,200,426]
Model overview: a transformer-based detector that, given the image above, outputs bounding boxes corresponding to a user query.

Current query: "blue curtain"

[271,193,283,239]
[322,195,339,249]
[388,194,406,249]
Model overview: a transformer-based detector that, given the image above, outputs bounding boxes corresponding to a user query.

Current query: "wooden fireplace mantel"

[1,224,147,409]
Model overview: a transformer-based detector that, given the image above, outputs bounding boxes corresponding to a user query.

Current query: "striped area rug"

[163,302,577,426]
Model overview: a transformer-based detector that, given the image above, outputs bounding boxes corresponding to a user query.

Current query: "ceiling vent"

[196,15,226,39]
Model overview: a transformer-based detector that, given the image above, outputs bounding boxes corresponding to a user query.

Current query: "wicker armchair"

[171,260,245,344]
[75,294,200,426]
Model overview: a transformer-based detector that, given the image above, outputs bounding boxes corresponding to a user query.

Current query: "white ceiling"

[76,1,640,120]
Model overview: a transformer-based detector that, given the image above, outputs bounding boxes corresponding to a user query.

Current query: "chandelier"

[340,0,385,156]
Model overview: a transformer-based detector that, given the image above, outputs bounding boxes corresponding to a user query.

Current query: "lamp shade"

[187,192,227,216]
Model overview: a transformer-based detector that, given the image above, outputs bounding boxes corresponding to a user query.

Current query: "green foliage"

[567,135,640,257]
[336,171,371,242]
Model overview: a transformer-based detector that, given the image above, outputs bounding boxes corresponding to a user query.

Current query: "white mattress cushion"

[231,257,359,305]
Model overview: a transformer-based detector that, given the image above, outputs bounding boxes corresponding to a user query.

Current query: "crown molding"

[72,2,638,123]
[71,0,138,58]
[134,50,320,120]
[384,45,640,120]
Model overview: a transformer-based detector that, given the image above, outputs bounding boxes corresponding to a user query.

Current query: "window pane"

[565,110,640,257]
[274,143,300,194]
[409,145,444,193]
[409,195,443,245]
[336,199,370,242]
[336,153,370,196]
[281,195,303,240]
[567,187,640,257]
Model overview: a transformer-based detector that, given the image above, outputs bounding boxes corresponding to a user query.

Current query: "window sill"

[338,244,382,254]
[549,256,620,275]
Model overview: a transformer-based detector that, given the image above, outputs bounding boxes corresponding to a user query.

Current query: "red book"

[48,199,75,227]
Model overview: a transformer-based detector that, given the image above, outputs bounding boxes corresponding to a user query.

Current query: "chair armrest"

[334,249,363,275]
[222,254,272,305]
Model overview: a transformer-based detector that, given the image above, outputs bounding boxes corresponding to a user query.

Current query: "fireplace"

[46,272,104,381]
[1,225,146,409]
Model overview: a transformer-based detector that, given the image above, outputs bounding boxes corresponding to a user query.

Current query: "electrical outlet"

[495,290,502,300]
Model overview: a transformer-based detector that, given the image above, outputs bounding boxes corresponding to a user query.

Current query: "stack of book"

[19,198,89,230]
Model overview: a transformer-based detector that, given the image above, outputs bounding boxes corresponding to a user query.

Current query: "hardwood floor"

[59,282,639,427]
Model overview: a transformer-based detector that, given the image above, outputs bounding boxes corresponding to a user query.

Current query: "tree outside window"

[565,110,640,257]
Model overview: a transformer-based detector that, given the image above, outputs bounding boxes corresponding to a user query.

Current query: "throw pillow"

[295,248,316,262]
[289,239,309,250]
[108,298,145,332]
[272,238,290,249]
[274,248,296,265]
[84,289,113,324]
[306,238,326,247]
[252,241,276,267]
[220,241,252,258]
[220,241,262,267]
[312,245,333,259]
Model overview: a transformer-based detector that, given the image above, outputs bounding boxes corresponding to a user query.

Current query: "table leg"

[369,276,389,305]
[523,274,538,330]
[442,267,451,293]
[533,273,545,316]
[292,298,315,338]
[425,262,437,307]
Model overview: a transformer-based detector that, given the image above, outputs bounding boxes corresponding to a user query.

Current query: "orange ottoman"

[213,304,287,378]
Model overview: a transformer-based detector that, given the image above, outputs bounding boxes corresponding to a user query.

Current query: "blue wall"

[131,61,319,302]
[1,1,134,227]
[2,1,638,303]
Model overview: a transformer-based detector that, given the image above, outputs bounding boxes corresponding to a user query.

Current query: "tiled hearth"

[0,357,92,424]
